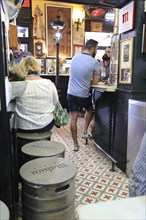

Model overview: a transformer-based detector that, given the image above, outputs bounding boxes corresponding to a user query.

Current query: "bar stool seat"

[17,130,52,141]
[21,140,66,164]
[16,131,52,169]
[17,130,52,148]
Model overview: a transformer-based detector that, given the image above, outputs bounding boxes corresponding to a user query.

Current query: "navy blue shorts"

[67,94,93,112]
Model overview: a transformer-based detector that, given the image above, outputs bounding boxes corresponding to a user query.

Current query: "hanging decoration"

[33,5,45,40]
[6,0,24,21]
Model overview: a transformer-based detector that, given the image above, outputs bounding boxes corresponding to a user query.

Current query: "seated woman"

[9,56,59,134]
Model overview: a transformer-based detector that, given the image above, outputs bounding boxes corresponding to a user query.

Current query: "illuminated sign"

[119,1,134,34]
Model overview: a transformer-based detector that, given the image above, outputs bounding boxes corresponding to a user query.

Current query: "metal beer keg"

[21,140,66,164]
[0,200,10,220]
[20,157,77,220]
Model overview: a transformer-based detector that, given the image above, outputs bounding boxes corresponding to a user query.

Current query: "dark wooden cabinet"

[16,6,34,54]
[40,75,69,110]
[94,90,115,154]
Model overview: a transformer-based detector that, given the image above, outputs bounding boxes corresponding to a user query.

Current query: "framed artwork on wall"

[119,1,134,34]
[91,21,103,32]
[46,4,72,58]
[119,37,134,84]
[37,58,46,74]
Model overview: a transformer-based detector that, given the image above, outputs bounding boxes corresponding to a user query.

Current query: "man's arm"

[91,74,99,85]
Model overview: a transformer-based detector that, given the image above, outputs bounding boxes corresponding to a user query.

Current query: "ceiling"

[48,0,131,8]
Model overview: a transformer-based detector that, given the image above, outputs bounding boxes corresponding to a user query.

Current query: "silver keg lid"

[19,157,77,185]
[21,141,65,157]
[0,201,10,220]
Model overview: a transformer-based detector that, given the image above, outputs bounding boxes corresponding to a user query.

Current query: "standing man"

[67,39,100,151]
[10,38,33,64]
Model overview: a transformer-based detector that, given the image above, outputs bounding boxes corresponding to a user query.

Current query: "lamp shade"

[51,15,65,30]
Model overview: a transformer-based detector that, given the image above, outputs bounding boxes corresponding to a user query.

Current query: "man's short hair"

[85,39,98,50]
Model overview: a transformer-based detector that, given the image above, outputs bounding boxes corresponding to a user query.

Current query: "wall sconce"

[73,9,84,31]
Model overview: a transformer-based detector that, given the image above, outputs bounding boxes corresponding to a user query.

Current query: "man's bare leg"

[70,111,79,148]
[83,109,94,134]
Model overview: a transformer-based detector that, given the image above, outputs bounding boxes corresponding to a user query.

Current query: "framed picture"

[37,58,46,74]
[119,38,134,84]
[46,59,55,74]
[91,21,103,32]
[74,45,83,55]
[46,4,72,58]
[119,1,134,34]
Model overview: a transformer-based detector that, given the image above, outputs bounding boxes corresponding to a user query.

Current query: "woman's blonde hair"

[9,63,26,81]
[19,56,41,76]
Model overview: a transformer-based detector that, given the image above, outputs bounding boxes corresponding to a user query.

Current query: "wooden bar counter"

[92,84,117,169]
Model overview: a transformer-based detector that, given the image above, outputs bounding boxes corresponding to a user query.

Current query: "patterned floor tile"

[93,183,107,191]
[88,189,101,198]
[82,196,97,204]
[100,193,115,201]
[82,180,94,188]
[76,186,89,194]
[75,193,84,202]
[118,190,129,198]
[105,186,119,195]
[51,117,129,207]
[98,177,111,185]
[102,172,113,179]
[109,180,122,188]
[87,174,99,182]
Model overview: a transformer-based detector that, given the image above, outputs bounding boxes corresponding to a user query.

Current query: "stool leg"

[109,162,115,172]
[85,138,88,145]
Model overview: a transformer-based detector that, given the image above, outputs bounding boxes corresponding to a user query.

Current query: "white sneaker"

[73,144,79,151]
[82,133,91,139]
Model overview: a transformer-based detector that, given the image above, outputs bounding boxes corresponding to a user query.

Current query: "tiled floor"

[18,116,129,219]
[51,116,129,206]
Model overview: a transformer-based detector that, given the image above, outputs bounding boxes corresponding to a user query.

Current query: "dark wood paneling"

[48,0,131,8]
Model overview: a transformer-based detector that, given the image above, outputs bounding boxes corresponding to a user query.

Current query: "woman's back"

[13,78,58,130]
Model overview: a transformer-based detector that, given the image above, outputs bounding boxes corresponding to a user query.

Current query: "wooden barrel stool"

[21,140,66,165]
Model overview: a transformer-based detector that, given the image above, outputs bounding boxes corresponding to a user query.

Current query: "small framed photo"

[37,58,46,75]
[91,21,103,32]
[119,37,134,84]
[74,45,83,55]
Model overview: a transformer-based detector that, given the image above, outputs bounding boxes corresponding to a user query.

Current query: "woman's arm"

[52,84,59,105]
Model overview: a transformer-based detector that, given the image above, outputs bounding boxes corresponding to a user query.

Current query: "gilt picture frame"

[45,4,72,58]
[119,38,134,84]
